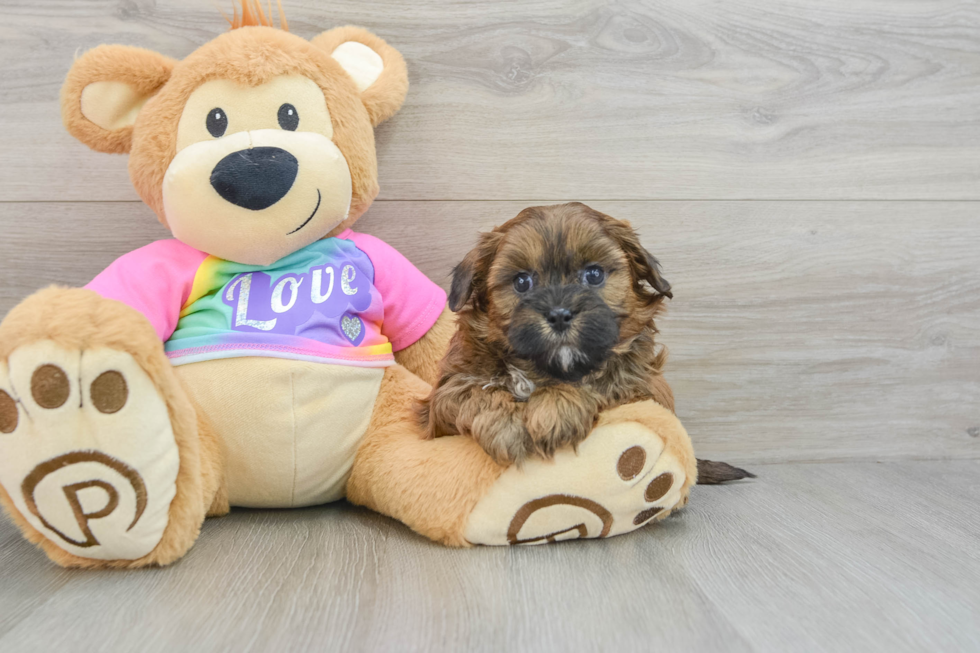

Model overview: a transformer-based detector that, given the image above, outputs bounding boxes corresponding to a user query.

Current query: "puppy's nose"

[546,307,574,332]
[210,147,298,210]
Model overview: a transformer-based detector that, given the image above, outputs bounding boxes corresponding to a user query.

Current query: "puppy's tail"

[696,459,756,485]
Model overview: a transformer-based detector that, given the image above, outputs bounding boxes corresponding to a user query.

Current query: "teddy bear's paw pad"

[0,341,179,560]
[465,420,687,546]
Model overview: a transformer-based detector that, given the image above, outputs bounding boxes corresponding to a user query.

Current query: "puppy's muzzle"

[210,146,298,210]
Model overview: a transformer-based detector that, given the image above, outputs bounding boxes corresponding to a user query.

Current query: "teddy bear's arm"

[392,306,455,386]
[341,231,451,385]
[85,240,208,342]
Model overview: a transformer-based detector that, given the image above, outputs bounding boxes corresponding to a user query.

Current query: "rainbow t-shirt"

[86,230,447,367]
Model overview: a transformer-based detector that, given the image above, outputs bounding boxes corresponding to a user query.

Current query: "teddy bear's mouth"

[286,189,322,235]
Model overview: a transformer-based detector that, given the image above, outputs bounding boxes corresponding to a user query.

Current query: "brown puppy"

[420,202,675,465]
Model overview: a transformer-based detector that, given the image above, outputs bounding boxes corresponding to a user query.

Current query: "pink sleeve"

[85,240,208,342]
[345,232,448,352]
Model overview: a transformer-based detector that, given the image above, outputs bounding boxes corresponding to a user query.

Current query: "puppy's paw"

[469,399,531,466]
[523,386,596,459]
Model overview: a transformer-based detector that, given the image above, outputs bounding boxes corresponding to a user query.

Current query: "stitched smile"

[286,189,321,235]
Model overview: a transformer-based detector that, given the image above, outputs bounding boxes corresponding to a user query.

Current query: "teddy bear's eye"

[278,103,299,131]
[206,108,227,138]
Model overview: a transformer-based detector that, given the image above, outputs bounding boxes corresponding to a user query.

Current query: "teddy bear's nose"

[210,146,299,211]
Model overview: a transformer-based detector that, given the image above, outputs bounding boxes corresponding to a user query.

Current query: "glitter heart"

[341,314,363,344]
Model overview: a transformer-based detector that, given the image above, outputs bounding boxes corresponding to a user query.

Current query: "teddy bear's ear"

[61,45,176,154]
[311,26,409,127]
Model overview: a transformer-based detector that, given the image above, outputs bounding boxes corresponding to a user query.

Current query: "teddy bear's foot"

[464,400,696,545]
[0,340,181,563]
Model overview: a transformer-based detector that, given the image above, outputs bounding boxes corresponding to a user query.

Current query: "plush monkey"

[0,4,697,567]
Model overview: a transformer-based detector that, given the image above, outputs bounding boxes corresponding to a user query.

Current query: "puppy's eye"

[278,103,299,131]
[582,265,605,286]
[206,108,228,138]
[513,272,533,294]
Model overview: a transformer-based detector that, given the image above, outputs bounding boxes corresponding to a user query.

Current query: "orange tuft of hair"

[223,0,289,31]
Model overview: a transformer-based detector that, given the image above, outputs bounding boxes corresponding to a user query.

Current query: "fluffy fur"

[419,203,675,465]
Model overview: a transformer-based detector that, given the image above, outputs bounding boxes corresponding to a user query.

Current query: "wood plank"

[1,0,979,201]
[1,200,977,463]
[0,518,75,641]
[371,460,980,653]
[677,460,980,652]
[0,503,394,652]
[0,461,977,652]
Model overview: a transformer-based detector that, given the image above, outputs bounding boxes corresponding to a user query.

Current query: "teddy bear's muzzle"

[209,146,299,211]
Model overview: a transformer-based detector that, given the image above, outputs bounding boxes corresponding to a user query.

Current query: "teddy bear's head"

[61,4,407,266]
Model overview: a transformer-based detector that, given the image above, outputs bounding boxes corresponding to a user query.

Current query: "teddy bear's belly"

[174,356,385,508]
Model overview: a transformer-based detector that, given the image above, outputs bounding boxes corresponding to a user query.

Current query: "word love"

[223,262,373,345]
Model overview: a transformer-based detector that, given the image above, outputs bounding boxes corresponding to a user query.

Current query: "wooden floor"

[0,461,978,652]
[1,1,978,651]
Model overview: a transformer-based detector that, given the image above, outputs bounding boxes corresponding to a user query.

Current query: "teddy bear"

[0,4,697,568]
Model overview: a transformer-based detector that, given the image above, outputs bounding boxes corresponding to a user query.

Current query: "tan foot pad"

[465,417,687,546]
[0,341,179,560]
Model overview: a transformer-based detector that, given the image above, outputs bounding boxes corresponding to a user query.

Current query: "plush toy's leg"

[0,288,223,568]
[349,364,696,547]
[347,365,505,546]
[465,400,697,545]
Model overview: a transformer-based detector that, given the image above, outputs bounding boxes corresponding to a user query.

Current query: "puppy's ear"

[636,248,673,299]
[602,216,672,300]
[448,231,503,312]
[448,250,479,312]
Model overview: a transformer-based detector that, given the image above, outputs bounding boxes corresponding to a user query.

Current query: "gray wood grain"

[1,0,979,201]
[1,2,978,650]
[2,200,977,464]
[0,461,977,653]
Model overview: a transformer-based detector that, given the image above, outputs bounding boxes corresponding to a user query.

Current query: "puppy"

[419,202,676,465]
